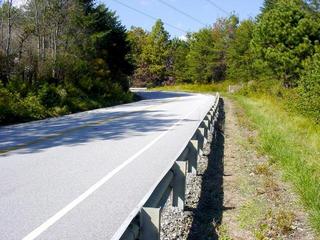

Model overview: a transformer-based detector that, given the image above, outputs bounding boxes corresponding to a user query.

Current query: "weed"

[275,209,295,234]
[217,224,233,240]
[254,163,272,176]
[233,95,320,233]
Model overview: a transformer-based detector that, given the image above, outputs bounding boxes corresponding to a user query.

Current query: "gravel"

[160,133,216,240]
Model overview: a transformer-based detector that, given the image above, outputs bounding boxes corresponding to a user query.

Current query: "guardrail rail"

[120,93,221,240]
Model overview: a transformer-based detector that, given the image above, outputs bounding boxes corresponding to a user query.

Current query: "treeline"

[127,16,239,86]
[0,0,133,124]
[128,0,320,121]
[1,0,319,124]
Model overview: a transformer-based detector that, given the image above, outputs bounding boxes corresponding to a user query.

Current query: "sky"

[101,0,265,38]
[12,0,265,38]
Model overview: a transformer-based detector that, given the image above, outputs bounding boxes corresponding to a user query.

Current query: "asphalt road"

[0,91,215,240]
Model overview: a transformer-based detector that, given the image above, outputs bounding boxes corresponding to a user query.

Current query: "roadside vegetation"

[149,0,320,235]
[153,82,229,93]
[1,0,319,235]
[234,95,320,234]
[0,0,134,125]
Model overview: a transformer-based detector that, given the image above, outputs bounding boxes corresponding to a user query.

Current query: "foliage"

[251,0,320,86]
[186,28,217,83]
[153,81,231,93]
[132,19,171,87]
[186,16,238,84]
[227,19,256,81]
[0,0,133,125]
[297,47,320,121]
[169,38,190,83]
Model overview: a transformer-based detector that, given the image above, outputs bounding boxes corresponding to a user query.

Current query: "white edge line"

[22,97,211,240]
[110,96,216,240]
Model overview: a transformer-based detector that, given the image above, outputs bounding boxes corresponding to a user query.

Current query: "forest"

[127,0,320,122]
[0,0,134,124]
[0,0,319,124]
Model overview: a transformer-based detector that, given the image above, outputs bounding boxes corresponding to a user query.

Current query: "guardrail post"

[120,221,140,240]
[188,140,198,174]
[205,113,212,122]
[172,161,187,210]
[197,127,205,155]
[202,120,209,145]
[140,207,161,240]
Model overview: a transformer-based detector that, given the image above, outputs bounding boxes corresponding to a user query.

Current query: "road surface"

[0,91,215,240]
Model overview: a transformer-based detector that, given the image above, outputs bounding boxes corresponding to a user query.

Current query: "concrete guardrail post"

[140,207,161,240]
[197,127,205,155]
[201,120,209,145]
[187,140,198,174]
[205,113,212,122]
[120,221,140,240]
[172,161,187,210]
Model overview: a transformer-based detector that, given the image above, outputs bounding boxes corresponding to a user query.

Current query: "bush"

[297,51,320,122]
[0,86,47,125]
[38,84,63,108]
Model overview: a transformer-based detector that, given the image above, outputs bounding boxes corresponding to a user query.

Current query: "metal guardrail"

[130,88,148,92]
[120,93,220,240]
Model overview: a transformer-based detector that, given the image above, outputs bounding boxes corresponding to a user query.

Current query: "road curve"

[0,91,215,240]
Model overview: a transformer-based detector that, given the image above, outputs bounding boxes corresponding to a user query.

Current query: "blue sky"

[101,0,264,38]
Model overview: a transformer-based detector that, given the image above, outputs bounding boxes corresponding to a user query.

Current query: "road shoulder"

[221,97,315,239]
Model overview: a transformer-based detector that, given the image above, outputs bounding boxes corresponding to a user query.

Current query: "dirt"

[221,98,316,240]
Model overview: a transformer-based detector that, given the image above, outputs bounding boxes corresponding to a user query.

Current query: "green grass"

[233,95,320,234]
[153,82,231,93]
[157,83,320,234]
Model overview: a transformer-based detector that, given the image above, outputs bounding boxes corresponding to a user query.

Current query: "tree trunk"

[5,0,12,57]
[0,1,4,51]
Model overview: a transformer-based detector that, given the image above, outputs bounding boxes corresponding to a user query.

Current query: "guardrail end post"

[140,207,161,240]
[188,140,198,174]
[172,161,187,210]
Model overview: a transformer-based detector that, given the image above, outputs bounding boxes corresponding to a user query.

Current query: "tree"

[0,0,134,124]
[227,19,256,81]
[186,16,238,84]
[186,28,216,83]
[136,19,170,87]
[252,0,320,86]
[298,47,320,121]
[260,0,279,13]
[169,38,190,83]
[306,0,320,11]
[127,26,148,86]
[211,15,239,81]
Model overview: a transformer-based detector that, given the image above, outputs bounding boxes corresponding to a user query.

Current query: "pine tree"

[138,19,170,86]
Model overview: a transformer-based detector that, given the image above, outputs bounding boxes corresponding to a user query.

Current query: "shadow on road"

[187,98,231,240]
[0,91,196,156]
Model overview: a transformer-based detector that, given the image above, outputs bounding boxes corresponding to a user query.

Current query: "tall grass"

[234,95,320,233]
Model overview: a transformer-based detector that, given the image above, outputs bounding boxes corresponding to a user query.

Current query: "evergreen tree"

[252,0,320,86]
[169,38,190,83]
[227,19,256,81]
[186,28,216,83]
[260,0,279,13]
[137,19,170,86]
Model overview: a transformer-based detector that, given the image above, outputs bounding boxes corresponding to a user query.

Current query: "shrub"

[298,50,320,122]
